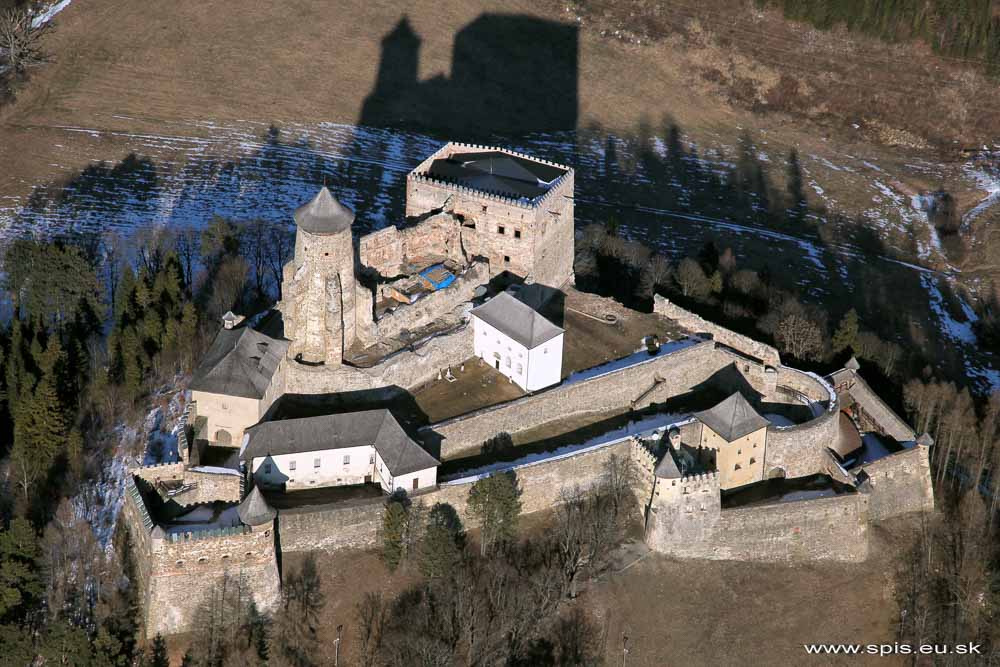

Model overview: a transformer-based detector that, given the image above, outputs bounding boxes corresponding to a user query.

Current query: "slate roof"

[242,410,439,477]
[425,150,568,200]
[238,487,276,526]
[293,187,355,235]
[693,392,770,442]
[655,451,682,479]
[189,324,289,400]
[470,291,563,349]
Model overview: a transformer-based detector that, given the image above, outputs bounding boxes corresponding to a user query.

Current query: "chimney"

[668,426,682,451]
[222,311,245,330]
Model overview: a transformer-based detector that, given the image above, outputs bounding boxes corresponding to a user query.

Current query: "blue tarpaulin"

[419,264,456,290]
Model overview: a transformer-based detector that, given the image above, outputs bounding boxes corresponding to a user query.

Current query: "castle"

[122,142,934,637]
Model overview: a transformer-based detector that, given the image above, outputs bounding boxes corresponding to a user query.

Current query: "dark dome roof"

[293,187,355,234]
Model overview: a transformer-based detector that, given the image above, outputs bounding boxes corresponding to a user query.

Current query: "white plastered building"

[470,291,564,392]
[241,409,439,493]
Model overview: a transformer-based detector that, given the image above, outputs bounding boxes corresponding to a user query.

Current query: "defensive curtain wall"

[421,339,842,468]
[122,475,281,638]
[860,445,934,521]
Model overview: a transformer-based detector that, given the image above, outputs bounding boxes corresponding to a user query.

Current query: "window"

[289,460,297,471]
[175,560,184,567]
[198,557,208,564]
[734,463,742,471]
[543,347,548,354]
[369,454,375,464]
[493,351,501,360]
[343,455,351,465]
[503,255,510,263]
[264,463,272,474]
[505,357,511,368]
[514,229,521,239]
[482,205,488,213]
[498,226,505,235]
[749,457,756,465]
[516,363,523,374]
[314,458,321,468]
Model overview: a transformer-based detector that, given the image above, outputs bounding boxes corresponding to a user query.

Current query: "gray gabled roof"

[655,451,682,479]
[693,392,770,442]
[293,187,355,235]
[189,324,289,400]
[243,409,439,477]
[238,487,276,526]
[470,292,563,349]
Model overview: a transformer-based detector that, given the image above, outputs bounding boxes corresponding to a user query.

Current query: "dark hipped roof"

[293,187,355,235]
[470,291,563,349]
[655,451,682,479]
[238,487,276,526]
[189,324,289,400]
[425,150,567,200]
[243,410,439,477]
[694,393,770,442]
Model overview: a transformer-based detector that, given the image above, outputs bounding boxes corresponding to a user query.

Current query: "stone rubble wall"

[653,295,780,366]
[359,213,468,277]
[858,446,934,521]
[369,261,487,343]
[134,464,241,507]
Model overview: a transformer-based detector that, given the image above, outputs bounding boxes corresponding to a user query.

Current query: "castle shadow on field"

[359,15,578,136]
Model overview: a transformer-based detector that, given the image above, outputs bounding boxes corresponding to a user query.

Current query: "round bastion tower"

[282,187,359,365]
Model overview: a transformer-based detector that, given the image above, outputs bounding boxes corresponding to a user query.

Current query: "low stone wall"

[652,493,870,562]
[281,323,475,397]
[133,464,241,507]
[422,340,727,460]
[279,496,385,552]
[280,438,636,554]
[858,446,934,521]
[653,295,780,366]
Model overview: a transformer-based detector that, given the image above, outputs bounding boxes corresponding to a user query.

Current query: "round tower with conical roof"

[282,187,360,365]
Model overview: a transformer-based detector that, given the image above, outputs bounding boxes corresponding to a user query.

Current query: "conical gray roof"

[238,487,276,526]
[694,392,770,442]
[845,356,861,371]
[293,187,355,234]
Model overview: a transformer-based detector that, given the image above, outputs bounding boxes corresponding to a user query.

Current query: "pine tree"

[832,308,860,354]
[419,503,464,578]
[467,472,522,556]
[0,518,42,619]
[382,500,408,571]
[148,633,169,667]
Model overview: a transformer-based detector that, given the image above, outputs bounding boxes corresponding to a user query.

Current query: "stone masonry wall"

[649,492,870,562]
[830,369,916,442]
[859,446,934,521]
[370,262,487,343]
[134,465,241,507]
[147,527,280,637]
[764,367,841,478]
[422,340,727,460]
[280,439,635,554]
[653,295,780,366]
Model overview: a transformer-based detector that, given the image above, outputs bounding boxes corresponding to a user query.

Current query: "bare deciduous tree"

[0,7,52,76]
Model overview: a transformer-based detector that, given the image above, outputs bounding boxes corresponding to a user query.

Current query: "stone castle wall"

[421,340,727,460]
[367,261,487,343]
[830,368,916,442]
[653,295,780,366]
[280,438,635,554]
[358,213,467,277]
[859,446,934,521]
[646,488,870,562]
[146,526,280,637]
[134,463,242,506]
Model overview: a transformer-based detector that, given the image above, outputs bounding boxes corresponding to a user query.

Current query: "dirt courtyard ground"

[271,515,913,667]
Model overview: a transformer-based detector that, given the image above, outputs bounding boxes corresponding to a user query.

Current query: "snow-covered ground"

[562,337,701,386]
[0,118,995,390]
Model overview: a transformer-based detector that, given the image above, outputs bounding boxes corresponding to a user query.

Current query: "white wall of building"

[192,390,263,447]
[251,445,437,494]
[472,316,562,392]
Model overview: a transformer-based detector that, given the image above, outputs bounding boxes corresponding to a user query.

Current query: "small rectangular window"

[289,460,297,471]
[503,255,510,263]
[516,363,523,374]
[369,454,375,465]
[749,457,756,465]
[734,463,742,471]
[514,229,521,239]
[343,455,350,465]
[314,458,321,468]
[498,226,505,235]
[264,464,272,474]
